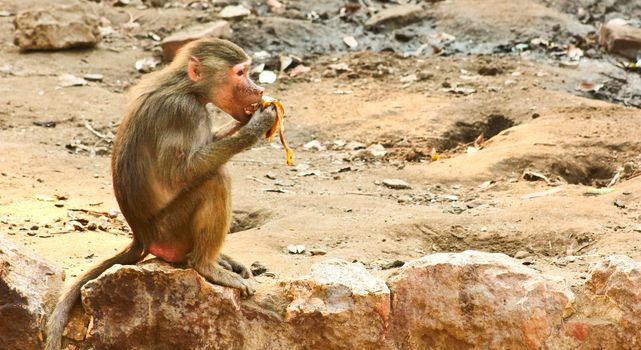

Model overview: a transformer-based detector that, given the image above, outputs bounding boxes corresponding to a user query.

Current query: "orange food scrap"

[261,96,293,166]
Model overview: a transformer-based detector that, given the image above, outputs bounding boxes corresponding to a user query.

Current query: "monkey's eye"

[236,69,244,76]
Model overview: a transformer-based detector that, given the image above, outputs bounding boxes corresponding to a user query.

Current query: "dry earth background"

[2,0,641,334]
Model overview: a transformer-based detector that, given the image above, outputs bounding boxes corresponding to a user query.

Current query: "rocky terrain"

[2,0,641,348]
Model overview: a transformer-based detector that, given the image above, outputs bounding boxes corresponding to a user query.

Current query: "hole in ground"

[408,224,596,258]
[439,114,515,150]
[230,209,271,233]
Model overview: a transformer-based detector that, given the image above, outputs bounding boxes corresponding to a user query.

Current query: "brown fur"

[45,39,273,350]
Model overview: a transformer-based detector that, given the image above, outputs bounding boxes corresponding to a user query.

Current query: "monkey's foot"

[195,263,255,297]
[218,253,251,278]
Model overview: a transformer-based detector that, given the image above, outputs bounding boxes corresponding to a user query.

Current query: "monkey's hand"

[243,107,276,136]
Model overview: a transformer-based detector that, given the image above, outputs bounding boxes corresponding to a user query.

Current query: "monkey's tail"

[45,241,146,350]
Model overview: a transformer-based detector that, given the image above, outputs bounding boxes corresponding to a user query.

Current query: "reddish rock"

[387,250,575,349]
[13,4,101,51]
[280,259,391,350]
[0,234,64,350]
[160,21,231,61]
[564,255,641,349]
[599,19,641,60]
[77,259,390,349]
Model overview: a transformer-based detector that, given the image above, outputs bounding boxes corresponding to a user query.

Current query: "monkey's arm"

[188,109,275,176]
[212,120,244,141]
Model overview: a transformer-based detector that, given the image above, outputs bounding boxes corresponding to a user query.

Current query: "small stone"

[303,140,324,151]
[634,226,641,232]
[441,194,459,202]
[54,201,65,208]
[343,36,358,49]
[68,220,85,231]
[219,5,251,19]
[287,244,306,254]
[514,250,530,259]
[265,172,277,180]
[365,4,424,29]
[135,58,160,73]
[250,261,267,276]
[83,73,104,82]
[382,179,411,190]
[58,74,88,87]
[259,70,277,84]
[30,225,39,231]
[346,141,366,150]
[397,195,413,203]
[614,199,626,208]
[367,144,387,157]
[381,260,405,270]
[87,222,98,231]
[309,248,327,256]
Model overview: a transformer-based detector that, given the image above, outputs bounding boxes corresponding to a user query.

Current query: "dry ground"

[1,0,641,293]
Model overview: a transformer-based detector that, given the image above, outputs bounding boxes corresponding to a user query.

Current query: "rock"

[599,19,641,60]
[160,21,231,61]
[365,4,425,30]
[58,74,88,87]
[381,260,404,270]
[343,141,365,151]
[73,259,389,349]
[250,261,267,276]
[13,4,100,51]
[83,73,103,82]
[287,244,305,254]
[219,5,251,19]
[281,259,390,349]
[303,140,324,151]
[309,248,327,256]
[135,58,160,73]
[387,250,575,349]
[514,250,530,259]
[259,70,277,84]
[79,261,246,349]
[0,235,64,350]
[367,144,387,157]
[382,179,412,190]
[564,255,641,347]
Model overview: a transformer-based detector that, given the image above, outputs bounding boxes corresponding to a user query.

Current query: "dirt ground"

[2,0,641,292]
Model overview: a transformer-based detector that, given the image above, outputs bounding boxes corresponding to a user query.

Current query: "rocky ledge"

[2,237,641,349]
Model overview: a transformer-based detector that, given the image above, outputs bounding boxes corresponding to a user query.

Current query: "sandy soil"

[1,0,641,292]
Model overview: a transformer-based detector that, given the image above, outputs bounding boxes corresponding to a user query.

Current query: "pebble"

[614,199,626,208]
[265,172,277,180]
[303,140,324,151]
[219,5,251,19]
[287,244,305,254]
[383,179,411,190]
[381,260,405,270]
[259,70,277,84]
[309,248,327,256]
[250,261,267,276]
[83,73,104,82]
[87,222,98,231]
[514,250,530,259]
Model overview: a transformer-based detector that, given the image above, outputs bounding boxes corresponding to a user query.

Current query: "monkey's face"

[212,61,265,123]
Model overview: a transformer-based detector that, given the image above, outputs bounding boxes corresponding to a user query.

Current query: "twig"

[345,191,381,197]
[85,121,107,139]
[247,176,269,185]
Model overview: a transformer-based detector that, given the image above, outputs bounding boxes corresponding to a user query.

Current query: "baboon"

[45,38,274,350]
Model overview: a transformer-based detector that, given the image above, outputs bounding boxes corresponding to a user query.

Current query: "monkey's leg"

[186,176,255,297]
[218,253,251,278]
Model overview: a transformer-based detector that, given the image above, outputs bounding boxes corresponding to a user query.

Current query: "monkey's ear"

[187,56,202,82]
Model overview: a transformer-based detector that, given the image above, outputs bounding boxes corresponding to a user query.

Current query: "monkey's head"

[183,39,265,123]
